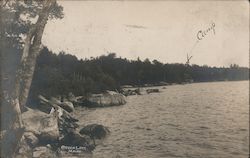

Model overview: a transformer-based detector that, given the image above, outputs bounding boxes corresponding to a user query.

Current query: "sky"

[42,0,249,67]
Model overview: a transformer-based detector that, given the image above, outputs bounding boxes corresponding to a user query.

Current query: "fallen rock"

[146,88,160,94]
[79,124,110,140]
[22,108,59,144]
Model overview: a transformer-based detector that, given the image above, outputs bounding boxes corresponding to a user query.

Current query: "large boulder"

[59,130,95,152]
[86,91,126,107]
[79,124,110,140]
[22,108,59,144]
[146,88,160,94]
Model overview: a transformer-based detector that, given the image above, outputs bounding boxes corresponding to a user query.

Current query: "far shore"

[123,79,249,89]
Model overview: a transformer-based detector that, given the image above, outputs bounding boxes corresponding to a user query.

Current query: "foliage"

[27,47,249,103]
[1,0,63,104]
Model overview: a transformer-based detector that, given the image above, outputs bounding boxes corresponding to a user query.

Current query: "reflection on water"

[76,81,249,158]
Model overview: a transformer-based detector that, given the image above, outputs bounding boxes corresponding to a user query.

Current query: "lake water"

[76,81,249,158]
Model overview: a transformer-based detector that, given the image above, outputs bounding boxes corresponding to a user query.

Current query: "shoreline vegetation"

[25,47,249,103]
[4,46,248,106]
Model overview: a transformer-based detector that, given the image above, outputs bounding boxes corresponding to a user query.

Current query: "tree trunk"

[1,0,56,157]
[19,0,56,109]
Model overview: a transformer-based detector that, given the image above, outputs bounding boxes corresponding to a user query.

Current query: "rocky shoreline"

[4,87,163,157]
[11,91,126,157]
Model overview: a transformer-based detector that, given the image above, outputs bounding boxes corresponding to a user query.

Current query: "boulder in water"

[59,130,95,152]
[79,124,110,139]
[85,91,126,107]
[146,88,160,94]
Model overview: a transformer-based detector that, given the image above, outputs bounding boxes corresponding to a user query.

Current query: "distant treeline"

[26,47,249,101]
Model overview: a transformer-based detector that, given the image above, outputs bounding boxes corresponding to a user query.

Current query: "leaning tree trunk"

[1,0,56,157]
[19,0,56,110]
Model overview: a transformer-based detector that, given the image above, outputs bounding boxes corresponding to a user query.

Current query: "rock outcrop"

[79,91,126,107]
[9,95,111,157]
[22,108,60,144]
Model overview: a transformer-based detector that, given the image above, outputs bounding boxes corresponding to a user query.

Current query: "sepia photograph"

[0,0,249,157]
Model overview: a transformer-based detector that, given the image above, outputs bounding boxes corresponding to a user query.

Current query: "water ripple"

[76,81,249,158]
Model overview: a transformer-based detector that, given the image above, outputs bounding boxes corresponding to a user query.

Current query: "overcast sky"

[42,1,249,67]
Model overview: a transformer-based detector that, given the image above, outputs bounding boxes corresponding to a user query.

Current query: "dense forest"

[2,46,248,103]
[17,47,248,102]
